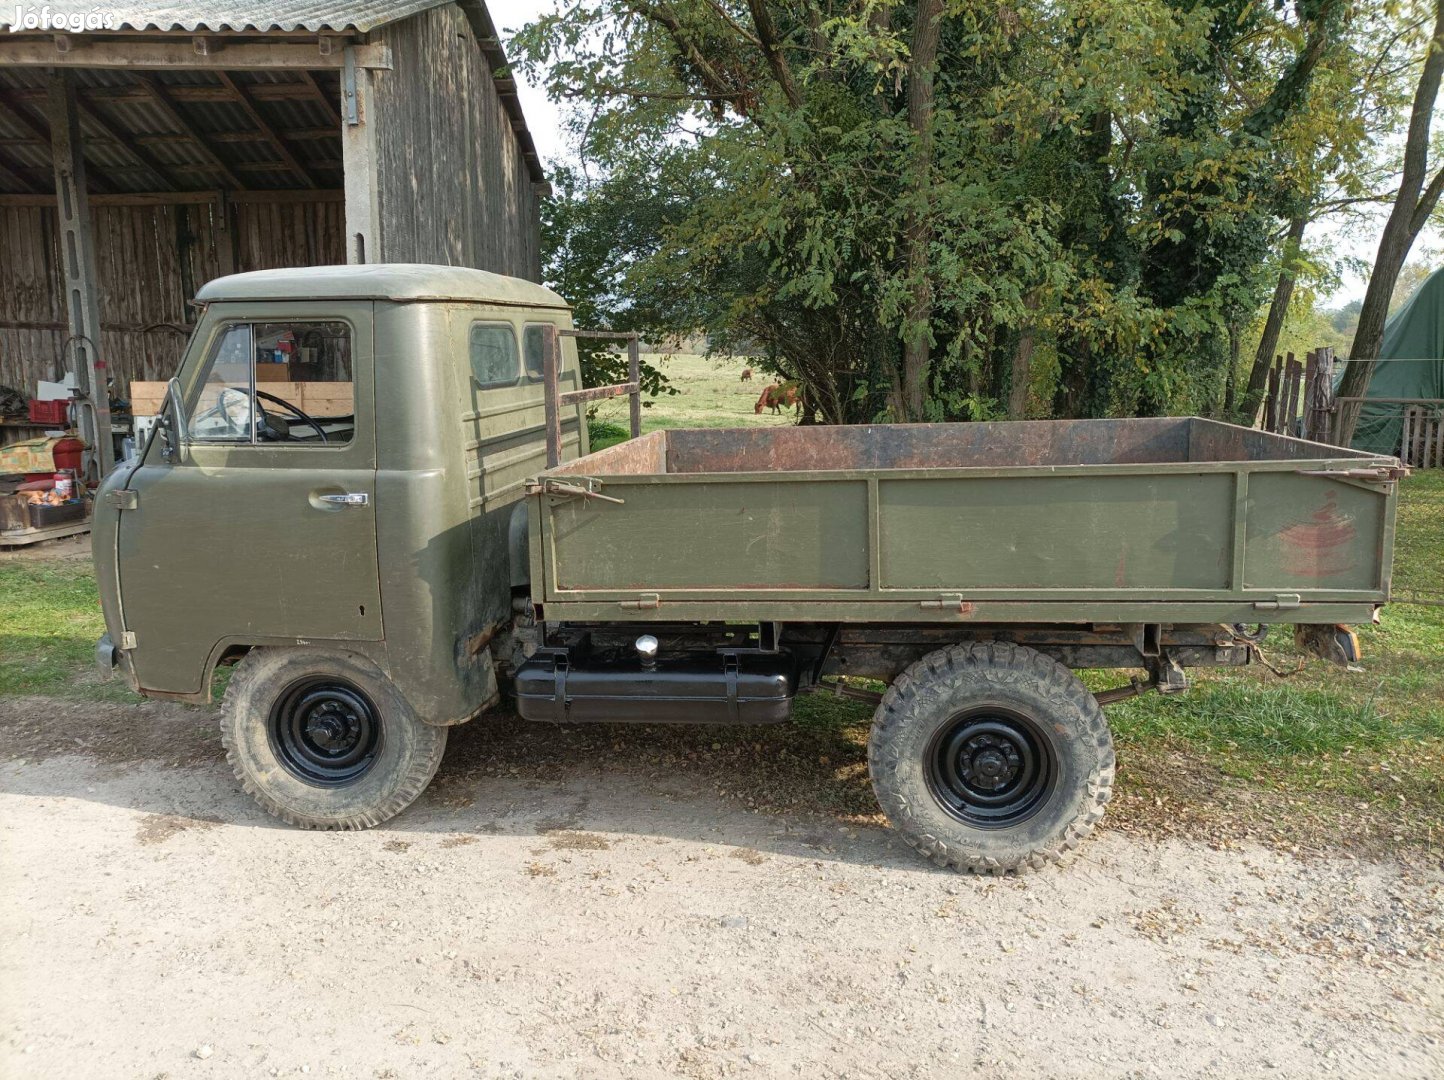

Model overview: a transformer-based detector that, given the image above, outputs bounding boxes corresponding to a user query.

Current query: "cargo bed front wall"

[530,461,1395,623]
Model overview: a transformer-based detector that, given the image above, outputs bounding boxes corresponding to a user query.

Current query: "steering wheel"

[215,387,328,443]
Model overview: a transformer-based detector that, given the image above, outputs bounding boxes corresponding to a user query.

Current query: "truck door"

[116,302,381,697]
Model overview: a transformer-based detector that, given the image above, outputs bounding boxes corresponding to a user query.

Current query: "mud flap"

[1294,624,1362,667]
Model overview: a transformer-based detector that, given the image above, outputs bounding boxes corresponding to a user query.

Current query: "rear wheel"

[868,642,1114,873]
[220,648,446,829]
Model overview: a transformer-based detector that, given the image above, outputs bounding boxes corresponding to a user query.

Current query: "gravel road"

[1,696,1441,1079]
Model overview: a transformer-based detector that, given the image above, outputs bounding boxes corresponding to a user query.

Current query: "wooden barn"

[0,2,547,474]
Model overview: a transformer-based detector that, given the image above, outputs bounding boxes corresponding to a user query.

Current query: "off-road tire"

[868,642,1114,874]
[220,647,446,830]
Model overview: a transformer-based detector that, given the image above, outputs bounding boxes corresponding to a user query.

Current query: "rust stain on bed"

[1279,491,1357,578]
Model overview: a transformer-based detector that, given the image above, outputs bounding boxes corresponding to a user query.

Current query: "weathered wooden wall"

[372,4,542,279]
[0,194,344,396]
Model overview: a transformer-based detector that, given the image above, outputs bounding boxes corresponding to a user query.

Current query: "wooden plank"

[131,380,354,417]
[1313,347,1335,443]
[1265,357,1281,433]
[560,382,639,405]
[0,190,339,207]
[628,336,642,439]
[0,517,91,547]
[542,324,562,468]
[0,39,390,71]
[1302,349,1320,440]
[1283,354,1303,435]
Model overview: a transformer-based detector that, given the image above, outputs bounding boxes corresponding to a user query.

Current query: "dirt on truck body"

[90,263,1403,873]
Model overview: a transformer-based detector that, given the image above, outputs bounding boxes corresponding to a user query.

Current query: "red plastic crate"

[28,398,69,425]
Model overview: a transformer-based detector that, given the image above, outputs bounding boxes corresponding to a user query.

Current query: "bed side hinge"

[618,593,660,611]
[1253,593,1302,612]
[1296,466,1409,483]
[526,477,625,504]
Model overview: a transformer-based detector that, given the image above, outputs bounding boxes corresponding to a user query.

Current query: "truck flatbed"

[529,417,1400,627]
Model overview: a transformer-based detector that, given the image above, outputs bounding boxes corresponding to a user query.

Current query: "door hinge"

[618,593,660,611]
[106,489,138,510]
[919,593,973,615]
[1254,594,1302,612]
[119,630,137,649]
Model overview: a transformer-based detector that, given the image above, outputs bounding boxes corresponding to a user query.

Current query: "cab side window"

[523,325,555,380]
[469,324,519,387]
[187,320,354,445]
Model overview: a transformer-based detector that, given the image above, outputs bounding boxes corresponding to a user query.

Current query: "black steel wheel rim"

[269,676,382,785]
[924,707,1057,828]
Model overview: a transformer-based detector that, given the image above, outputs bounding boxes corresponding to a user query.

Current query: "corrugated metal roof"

[0,2,546,185]
[0,67,345,193]
[0,3,450,33]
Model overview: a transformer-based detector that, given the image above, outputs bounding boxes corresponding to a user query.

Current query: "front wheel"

[868,642,1114,874]
[220,647,446,829]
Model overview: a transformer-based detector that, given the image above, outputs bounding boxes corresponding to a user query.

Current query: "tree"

[1336,0,1444,443]
[516,1,1393,424]
[539,164,675,402]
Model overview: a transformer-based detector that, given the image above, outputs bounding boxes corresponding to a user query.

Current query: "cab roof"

[194,264,570,310]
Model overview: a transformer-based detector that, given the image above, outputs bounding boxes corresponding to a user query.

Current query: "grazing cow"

[754,383,801,416]
[740,367,753,382]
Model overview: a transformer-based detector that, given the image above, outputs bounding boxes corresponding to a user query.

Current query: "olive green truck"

[92,265,1404,873]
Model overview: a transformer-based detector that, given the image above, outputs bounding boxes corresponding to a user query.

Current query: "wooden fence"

[1401,405,1444,469]
[1258,345,1443,468]
[1260,347,1337,443]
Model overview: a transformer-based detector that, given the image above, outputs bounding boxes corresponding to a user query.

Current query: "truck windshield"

[187,320,355,445]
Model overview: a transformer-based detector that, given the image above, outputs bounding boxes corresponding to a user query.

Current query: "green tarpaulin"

[1346,268,1444,454]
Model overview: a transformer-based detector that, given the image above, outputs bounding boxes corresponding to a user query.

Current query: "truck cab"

[94,266,585,808]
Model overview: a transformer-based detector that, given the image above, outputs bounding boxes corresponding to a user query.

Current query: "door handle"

[317,492,369,507]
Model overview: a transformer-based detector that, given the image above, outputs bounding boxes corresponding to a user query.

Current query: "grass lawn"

[2,407,1440,854]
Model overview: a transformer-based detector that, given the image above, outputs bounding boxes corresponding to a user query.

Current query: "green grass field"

[591,352,796,436]
[2,386,1440,854]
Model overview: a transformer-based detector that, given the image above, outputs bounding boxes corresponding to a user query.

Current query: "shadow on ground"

[0,693,932,870]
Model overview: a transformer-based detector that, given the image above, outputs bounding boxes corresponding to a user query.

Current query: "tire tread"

[869,642,1114,874]
[219,649,446,831]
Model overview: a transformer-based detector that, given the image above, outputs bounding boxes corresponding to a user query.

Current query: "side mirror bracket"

[158,376,186,463]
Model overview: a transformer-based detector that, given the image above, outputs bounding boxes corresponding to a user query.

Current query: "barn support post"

[45,69,114,478]
[215,191,236,277]
[340,45,380,264]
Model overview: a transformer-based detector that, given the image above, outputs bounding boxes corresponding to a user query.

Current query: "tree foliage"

[515,1,1423,424]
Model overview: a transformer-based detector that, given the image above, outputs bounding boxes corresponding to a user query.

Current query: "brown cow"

[740,367,753,382]
[754,383,801,416]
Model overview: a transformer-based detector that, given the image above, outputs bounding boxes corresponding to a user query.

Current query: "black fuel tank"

[514,649,797,725]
